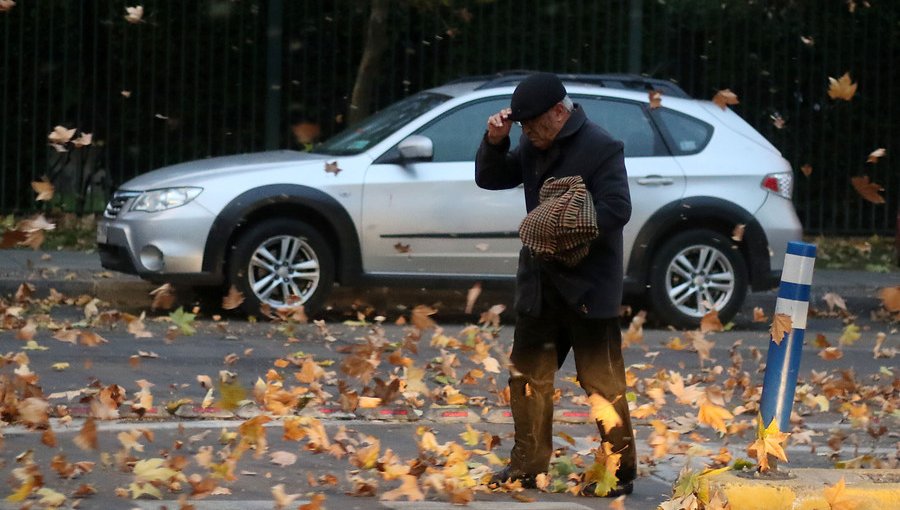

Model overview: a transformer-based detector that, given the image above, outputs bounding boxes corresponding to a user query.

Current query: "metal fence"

[1,0,897,235]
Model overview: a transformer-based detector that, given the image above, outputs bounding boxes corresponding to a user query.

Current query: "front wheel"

[648,229,748,329]
[227,219,334,316]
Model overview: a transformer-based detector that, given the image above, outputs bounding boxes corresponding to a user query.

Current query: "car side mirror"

[397,135,433,161]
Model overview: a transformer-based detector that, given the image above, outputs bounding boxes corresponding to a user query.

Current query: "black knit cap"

[508,73,567,122]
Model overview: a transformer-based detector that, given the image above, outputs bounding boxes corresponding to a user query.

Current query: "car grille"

[104,190,141,218]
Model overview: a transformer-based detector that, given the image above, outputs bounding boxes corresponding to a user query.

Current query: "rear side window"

[652,109,713,155]
[576,97,666,157]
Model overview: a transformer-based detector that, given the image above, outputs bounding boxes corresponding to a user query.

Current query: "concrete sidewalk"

[0,248,897,313]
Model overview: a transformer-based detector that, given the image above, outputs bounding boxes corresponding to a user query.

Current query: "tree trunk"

[348,0,390,126]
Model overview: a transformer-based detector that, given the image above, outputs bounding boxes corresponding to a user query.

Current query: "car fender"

[625,196,772,294]
[202,184,362,284]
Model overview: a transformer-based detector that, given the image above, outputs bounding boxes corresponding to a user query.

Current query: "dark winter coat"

[475,105,632,319]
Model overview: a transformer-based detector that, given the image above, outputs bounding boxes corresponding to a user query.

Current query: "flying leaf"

[588,394,623,433]
[823,476,860,510]
[769,313,792,345]
[819,346,844,361]
[48,125,76,145]
[827,72,857,101]
[32,178,55,201]
[393,242,411,254]
[686,330,715,365]
[410,305,437,330]
[0,1,16,13]
[648,90,662,109]
[747,416,790,472]
[850,176,885,204]
[823,292,847,313]
[74,417,98,451]
[465,282,482,314]
[324,161,341,176]
[698,402,733,435]
[380,475,424,501]
[79,330,108,347]
[667,372,704,405]
[838,323,861,346]
[770,113,785,129]
[878,286,900,313]
[712,89,739,110]
[72,132,92,148]
[299,494,327,510]
[622,310,646,347]
[800,164,812,177]
[731,223,745,242]
[270,451,297,467]
[700,309,724,333]
[150,283,176,311]
[36,488,66,508]
[222,285,245,310]
[866,147,886,164]
[124,5,144,24]
[752,307,767,322]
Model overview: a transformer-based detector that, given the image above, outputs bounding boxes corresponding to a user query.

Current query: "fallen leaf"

[823,476,860,510]
[747,416,789,472]
[866,147,886,164]
[769,313,792,345]
[712,89,739,110]
[79,331,108,347]
[850,175,885,204]
[380,475,424,501]
[32,178,55,201]
[827,72,857,101]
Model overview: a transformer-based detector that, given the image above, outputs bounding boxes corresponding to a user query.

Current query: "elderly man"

[475,73,635,497]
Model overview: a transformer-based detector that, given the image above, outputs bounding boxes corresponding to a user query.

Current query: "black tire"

[648,229,748,329]
[227,218,335,316]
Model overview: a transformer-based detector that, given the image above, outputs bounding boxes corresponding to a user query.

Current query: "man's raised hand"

[486,108,513,145]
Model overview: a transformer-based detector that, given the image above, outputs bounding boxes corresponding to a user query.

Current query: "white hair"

[561,95,574,112]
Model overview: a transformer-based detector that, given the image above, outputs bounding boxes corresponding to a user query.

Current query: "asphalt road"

[0,299,897,509]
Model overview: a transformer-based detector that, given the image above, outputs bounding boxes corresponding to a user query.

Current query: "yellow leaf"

[747,416,790,472]
[823,476,861,510]
[459,424,480,447]
[698,402,733,435]
[36,487,66,507]
[838,324,861,346]
[769,313,792,345]
[588,394,623,433]
[827,72,857,101]
[6,477,35,502]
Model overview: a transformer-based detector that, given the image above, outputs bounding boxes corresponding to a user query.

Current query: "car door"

[576,96,686,270]
[361,97,526,276]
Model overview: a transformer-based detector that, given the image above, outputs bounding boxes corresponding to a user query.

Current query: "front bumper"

[96,201,224,285]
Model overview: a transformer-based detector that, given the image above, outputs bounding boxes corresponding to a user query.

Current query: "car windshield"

[315,92,451,156]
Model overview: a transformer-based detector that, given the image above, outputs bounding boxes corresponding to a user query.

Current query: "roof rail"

[455,70,690,99]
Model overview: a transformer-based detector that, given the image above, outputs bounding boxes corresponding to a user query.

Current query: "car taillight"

[761,172,793,199]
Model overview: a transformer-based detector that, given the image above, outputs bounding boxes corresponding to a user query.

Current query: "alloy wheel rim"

[247,235,320,307]
[664,243,735,318]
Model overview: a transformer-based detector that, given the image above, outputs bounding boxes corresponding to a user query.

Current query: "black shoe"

[580,481,633,497]
[489,466,538,489]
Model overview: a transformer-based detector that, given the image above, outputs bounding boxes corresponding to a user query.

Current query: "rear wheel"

[648,229,747,329]
[227,219,334,316]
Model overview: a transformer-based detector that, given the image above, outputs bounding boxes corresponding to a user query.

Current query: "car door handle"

[636,175,674,186]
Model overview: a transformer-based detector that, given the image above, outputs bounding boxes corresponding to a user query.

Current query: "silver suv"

[97,74,802,328]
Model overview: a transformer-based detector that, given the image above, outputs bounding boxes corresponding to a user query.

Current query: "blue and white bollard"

[759,241,817,434]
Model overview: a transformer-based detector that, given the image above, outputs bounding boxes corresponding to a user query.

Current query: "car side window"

[576,97,665,157]
[651,108,713,155]
[415,98,522,163]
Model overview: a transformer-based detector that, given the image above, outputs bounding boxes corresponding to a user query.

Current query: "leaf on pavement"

[818,346,844,361]
[169,307,197,335]
[769,313,792,345]
[222,285,245,310]
[850,176,885,204]
[588,394,623,433]
[79,330,108,347]
[827,72,857,101]
[53,329,79,344]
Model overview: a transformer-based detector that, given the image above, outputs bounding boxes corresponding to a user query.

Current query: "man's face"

[519,103,567,150]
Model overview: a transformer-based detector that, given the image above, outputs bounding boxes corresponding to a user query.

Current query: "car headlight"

[130,187,203,212]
